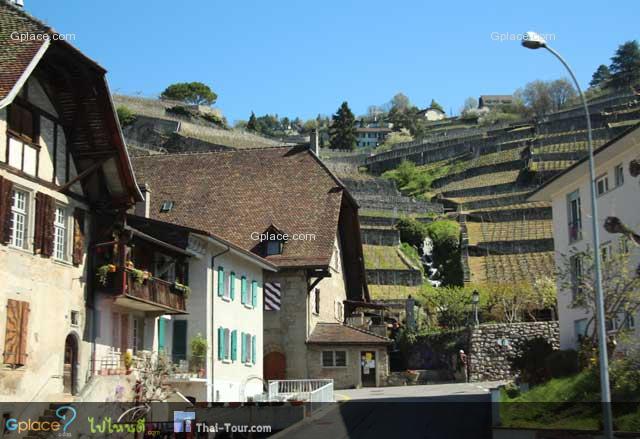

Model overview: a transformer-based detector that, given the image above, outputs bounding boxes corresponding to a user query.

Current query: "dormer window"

[266,240,283,256]
[160,201,174,213]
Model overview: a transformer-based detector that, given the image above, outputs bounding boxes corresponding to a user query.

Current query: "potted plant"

[173,282,191,299]
[96,264,117,286]
[190,333,207,378]
[123,351,133,374]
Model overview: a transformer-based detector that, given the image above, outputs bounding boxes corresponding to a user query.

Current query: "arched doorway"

[263,352,286,380]
[63,334,78,395]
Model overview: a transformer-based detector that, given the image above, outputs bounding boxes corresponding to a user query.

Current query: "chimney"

[134,184,151,218]
[309,128,319,156]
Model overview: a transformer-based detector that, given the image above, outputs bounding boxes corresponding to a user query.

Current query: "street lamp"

[521,31,613,439]
[471,290,480,326]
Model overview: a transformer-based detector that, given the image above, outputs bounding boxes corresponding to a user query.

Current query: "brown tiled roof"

[0,1,50,102]
[131,146,350,268]
[307,323,391,345]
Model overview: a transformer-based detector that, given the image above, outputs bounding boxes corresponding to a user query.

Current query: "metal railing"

[267,379,334,402]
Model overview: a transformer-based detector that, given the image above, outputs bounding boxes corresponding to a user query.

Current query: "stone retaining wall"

[361,227,400,246]
[469,321,560,382]
[365,269,423,286]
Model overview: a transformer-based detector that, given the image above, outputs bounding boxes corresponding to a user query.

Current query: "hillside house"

[529,125,640,350]
[132,146,392,389]
[417,107,446,121]
[356,127,392,148]
[124,212,277,402]
[0,1,164,401]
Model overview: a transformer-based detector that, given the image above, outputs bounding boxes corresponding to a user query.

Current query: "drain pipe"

[208,246,230,402]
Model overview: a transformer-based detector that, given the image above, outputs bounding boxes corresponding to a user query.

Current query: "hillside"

[358,93,640,285]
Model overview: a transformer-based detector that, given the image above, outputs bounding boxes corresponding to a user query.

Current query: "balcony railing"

[124,270,186,312]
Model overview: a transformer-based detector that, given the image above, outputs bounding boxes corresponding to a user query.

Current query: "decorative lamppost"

[471,290,480,326]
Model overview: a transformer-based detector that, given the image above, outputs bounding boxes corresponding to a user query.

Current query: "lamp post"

[521,31,613,439]
[471,290,480,326]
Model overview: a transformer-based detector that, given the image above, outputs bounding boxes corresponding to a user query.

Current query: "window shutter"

[240,276,247,304]
[72,208,86,266]
[217,267,224,297]
[229,272,236,301]
[251,281,258,308]
[158,318,166,352]
[241,332,246,363]
[0,177,13,245]
[34,193,55,257]
[3,299,29,366]
[251,335,256,365]
[230,330,237,362]
[217,327,224,360]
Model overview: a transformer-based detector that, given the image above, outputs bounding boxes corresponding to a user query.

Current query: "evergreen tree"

[329,101,357,150]
[589,64,611,88]
[430,99,444,112]
[609,40,640,90]
[247,112,257,131]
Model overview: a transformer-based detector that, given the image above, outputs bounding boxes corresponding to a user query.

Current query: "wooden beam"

[57,155,111,193]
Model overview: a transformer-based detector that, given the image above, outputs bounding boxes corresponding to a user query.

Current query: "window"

[70,311,80,327]
[570,255,583,300]
[596,175,609,196]
[322,350,347,367]
[53,206,67,260]
[7,104,38,176]
[228,272,236,301]
[223,328,230,360]
[9,189,28,249]
[574,318,587,340]
[567,190,582,242]
[619,237,631,255]
[601,242,612,263]
[242,333,253,363]
[614,164,624,187]
[132,318,143,355]
[334,300,344,322]
[266,240,283,256]
[160,201,174,213]
[313,289,320,315]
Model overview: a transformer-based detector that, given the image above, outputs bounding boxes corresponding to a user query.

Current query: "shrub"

[396,217,429,248]
[610,354,640,401]
[510,337,555,385]
[504,382,521,398]
[116,105,136,127]
[545,349,579,379]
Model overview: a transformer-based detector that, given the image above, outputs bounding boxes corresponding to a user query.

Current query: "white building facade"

[530,126,640,349]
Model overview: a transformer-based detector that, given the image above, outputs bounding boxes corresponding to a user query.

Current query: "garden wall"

[469,321,559,382]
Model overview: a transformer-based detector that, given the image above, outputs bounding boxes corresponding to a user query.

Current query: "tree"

[558,247,640,345]
[430,99,444,112]
[461,97,477,114]
[590,64,611,88]
[608,40,640,90]
[329,101,357,150]
[246,112,257,131]
[389,93,411,112]
[548,79,577,112]
[160,82,218,106]
[116,105,136,127]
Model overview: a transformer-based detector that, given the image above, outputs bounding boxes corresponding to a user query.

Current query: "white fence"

[267,379,334,403]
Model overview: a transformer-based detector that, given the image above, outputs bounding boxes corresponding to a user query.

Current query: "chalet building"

[529,125,640,350]
[132,146,392,389]
[124,212,277,402]
[0,1,198,404]
[417,106,446,121]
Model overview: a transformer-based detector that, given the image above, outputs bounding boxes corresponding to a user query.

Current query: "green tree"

[590,64,611,88]
[329,101,357,150]
[116,105,136,127]
[246,112,257,131]
[160,82,218,106]
[430,99,444,112]
[608,40,640,90]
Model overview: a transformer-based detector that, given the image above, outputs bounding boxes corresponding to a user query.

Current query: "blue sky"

[28,0,639,123]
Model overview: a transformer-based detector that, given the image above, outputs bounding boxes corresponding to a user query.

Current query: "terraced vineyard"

[435,170,520,195]
[369,285,421,301]
[483,252,555,284]
[362,245,414,270]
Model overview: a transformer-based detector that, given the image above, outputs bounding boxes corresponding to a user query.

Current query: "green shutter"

[158,318,166,352]
[251,335,256,364]
[217,267,224,297]
[241,276,247,304]
[251,281,258,308]
[231,330,237,361]
[241,332,246,363]
[217,327,224,360]
[230,272,236,300]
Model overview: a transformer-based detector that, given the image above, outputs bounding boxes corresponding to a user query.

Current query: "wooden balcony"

[104,269,187,314]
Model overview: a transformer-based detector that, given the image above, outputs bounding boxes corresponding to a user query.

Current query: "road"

[272,382,500,439]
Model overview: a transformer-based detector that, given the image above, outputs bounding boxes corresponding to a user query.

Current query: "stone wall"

[360,227,400,246]
[341,177,400,197]
[365,269,423,286]
[468,321,559,382]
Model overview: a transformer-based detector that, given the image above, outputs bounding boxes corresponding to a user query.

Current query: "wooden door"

[172,320,187,363]
[264,352,286,380]
[63,335,77,394]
